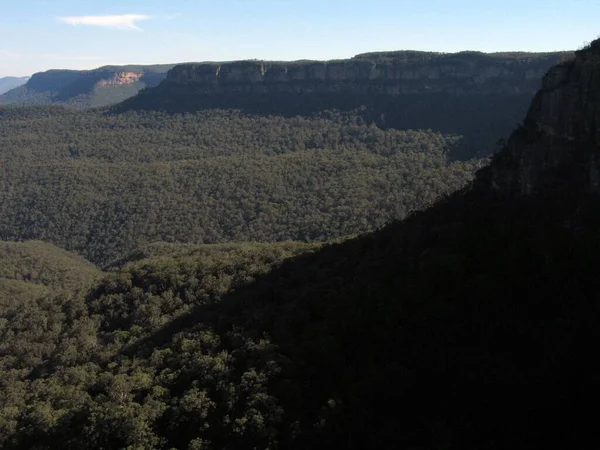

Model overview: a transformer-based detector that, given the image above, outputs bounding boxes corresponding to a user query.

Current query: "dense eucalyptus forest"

[1,37,599,449]
[0,93,486,448]
[0,106,481,265]
[3,186,600,449]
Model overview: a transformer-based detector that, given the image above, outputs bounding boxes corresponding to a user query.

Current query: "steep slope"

[0,76,28,95]
[119,50,572,158]
[0,64,175,108]
[481,39,600,196]
[1,42,600,449]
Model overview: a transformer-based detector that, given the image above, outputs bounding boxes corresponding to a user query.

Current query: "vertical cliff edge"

[0,64,176,108]
[482,40,600,195]
[118,51,572,159]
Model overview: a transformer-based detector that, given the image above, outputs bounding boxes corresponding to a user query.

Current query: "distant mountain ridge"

[144,51,574,96]
[0,76,29,95]
[0,64,176,108]
[119,50,573,158]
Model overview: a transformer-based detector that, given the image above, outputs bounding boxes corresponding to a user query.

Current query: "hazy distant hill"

[0,64,176,108]
[0,76,29,95]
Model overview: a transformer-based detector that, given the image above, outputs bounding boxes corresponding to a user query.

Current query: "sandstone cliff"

[165,51,571,95]
[0,64,175,108]
[120,51,572,159]
[482,40,600,195]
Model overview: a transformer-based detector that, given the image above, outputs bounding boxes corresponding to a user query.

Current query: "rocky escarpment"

[120,51,572,159]
[97,72,143,87]
[0,64,176,108]
[483,40,600,195]
[165,51,571,95]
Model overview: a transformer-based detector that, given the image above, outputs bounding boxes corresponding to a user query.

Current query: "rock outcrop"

[165,51,571,95]
[96,71,143,87]
[483,40,600,195]
[120,51,572,159]
[0,64,176,108]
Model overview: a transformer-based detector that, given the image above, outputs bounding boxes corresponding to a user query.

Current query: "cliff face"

[484,40,600,195]
[0,64,175,108]
[165,52,571,95]
[119,51,571,160]
[96,72,143,87]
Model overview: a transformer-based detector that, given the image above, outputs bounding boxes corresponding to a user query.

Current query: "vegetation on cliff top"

[0,64,176,109]
[353,49,573,64]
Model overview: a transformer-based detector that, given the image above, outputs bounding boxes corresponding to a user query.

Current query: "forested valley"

[1,37,599,449]
[0,106,481,265]
[4,184,600,449]
[0,98,487,447]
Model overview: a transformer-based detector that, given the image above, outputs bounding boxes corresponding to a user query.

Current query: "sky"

[0,0,599,76]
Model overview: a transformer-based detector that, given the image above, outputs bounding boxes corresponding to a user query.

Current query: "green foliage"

[0,241,100,292]
[0,106,480,265]
[2,189,600,448]
[353,49,573,64]
[0,240,318,449]
[1,50,592,448]
[119,50,570,161]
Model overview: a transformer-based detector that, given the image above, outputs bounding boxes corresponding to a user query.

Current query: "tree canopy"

[0,106,481,265]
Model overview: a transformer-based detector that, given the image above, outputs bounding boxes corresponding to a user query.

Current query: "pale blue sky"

[0,0,598,76]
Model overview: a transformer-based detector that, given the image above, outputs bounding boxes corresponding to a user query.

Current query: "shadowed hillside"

[0,41,599,448]
[118,51,572,159]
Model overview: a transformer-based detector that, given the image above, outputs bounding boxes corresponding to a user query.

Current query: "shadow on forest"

[114,87,534,160]
[121,182,600,448]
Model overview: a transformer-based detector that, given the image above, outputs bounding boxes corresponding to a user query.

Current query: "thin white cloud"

[59,14,151,31]
[166,13,181,21]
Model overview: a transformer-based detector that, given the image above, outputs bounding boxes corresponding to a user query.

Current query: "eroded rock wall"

[483,41,600,195]
[166,52,571,95]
